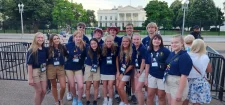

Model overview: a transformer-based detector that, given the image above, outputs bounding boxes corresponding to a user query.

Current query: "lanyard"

[53,49,60,58]
[167,51,181,67]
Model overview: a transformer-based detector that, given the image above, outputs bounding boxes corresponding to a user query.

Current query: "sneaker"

[86,101,90,105]
[67,92,72,101]
[82,93,86,98]
[131,95,138,104]
[78,100,83,105]
[102,99,108,105]
[108,100,113,105]
[93,100,97,105]
[72,98,78,105]
[115,97,121,103]
[98,92,101,99]
[119,102,125,105]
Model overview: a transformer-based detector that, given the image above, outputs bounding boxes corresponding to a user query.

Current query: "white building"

[97,5,146,28]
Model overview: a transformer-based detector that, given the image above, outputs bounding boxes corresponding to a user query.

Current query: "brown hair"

[48,34,66,58]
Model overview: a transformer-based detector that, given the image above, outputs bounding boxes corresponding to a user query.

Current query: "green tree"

[170,0,182,28]
[143,0,174,29]
[82,10,97,27]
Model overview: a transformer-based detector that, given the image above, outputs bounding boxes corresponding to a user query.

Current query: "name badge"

[106,57,112,65]
[40,63,46,72]
[53,58,60,66]
[90,64,97,72]
[120,64,126,72]
[152,62,158,67]
[135,59,139,68]
[73,55,79,63]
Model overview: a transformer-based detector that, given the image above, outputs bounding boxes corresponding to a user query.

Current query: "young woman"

[65,30,87,105]
[185,39,212,105]
[132,34,147,105]
[144,35,170,105]
[117,36,135,105]
[164,35,193,105]
[100,35,119,105]
[84,38,101,105]
[47,34,67,105]
[27,32,47,105]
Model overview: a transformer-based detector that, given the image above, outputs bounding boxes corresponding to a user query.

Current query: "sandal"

[54,101,59,105]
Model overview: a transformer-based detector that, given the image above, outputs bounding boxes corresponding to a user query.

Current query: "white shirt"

[188,52,209,78]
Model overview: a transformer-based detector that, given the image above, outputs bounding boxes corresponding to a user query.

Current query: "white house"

[97,5,146,28]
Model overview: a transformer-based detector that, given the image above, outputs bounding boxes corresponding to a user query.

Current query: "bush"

[210,27,220,32]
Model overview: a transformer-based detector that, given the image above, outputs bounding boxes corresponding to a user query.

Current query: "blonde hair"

[132,33,142,43]
[120,36,133,63]
[28,32,45,64]
[73,30,86,51]
[146,22,158,32]
[184,35,195,45]
[172,35,185,50]
[191,39,206,56]
[102,35,117,56]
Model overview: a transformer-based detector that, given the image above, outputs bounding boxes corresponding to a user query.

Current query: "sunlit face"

[77,25,85,34]
[147,26,156,34]
[90,40,98,50]
[109,29,117,37]
[132,35,141,46]
[94,30,102,39]
[171,37,183,52]
[74,34,82,43]
[53,35,60,45]
[152,37,162,47]
[126,25,133,35]
[122,38,130,48]
[36,34,44,46]
[105,38,113,48]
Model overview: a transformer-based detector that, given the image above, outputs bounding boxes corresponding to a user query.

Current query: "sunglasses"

[78,26,85,29]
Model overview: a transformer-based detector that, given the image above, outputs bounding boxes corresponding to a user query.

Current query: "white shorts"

[148,74,165,90]
[121,75,130,82]
[138,72,145,82]
[101,74,115,80]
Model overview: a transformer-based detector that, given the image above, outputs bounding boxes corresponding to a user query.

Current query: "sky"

[72,0,224,17]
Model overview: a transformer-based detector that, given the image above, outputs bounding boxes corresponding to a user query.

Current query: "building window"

[105,23,107,27]
[115,23,117,26]
[110,23,112,26]
[115,17,117,20]
[105,16,107,20]
[100,16,102,20]
[110,16,112,20]
[100,23,102,27]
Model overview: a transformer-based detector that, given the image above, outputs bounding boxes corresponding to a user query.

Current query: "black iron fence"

[0,42,224,102]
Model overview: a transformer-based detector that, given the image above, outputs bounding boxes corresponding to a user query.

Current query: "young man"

[190,25,202,39]
[107,25,121,46]
[93,28,104,45]
[125,23,134,39]
[142,22,158,49]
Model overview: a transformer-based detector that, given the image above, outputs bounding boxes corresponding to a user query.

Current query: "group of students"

[26,22,212,105]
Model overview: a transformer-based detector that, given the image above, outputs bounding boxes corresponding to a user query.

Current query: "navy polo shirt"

[46,46,67,66]
[26,47,47,69]
[145,47,170,79]
[134,44,147,69]
[68,34,90,44]
[100,47,119,75]
[166,50,192,76]
[118,49,136,76]
[114,36,122,47]
[142,36,151,49]
[64,42,87,71]
[98,39,104,45]
[85,48,100,66]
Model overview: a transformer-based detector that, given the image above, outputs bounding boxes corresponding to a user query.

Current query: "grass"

[0,29,224,36]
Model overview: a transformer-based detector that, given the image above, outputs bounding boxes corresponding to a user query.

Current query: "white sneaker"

[82,93,86,98]
[102,100,108,105]
[66,92,72,101]
[119,102,125,105]
[108,100,113,105]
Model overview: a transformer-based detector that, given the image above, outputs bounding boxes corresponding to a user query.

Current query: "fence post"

[218,58,225,101]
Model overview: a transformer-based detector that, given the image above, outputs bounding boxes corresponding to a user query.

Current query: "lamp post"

[181,0,189,36]
[18,3,24,39]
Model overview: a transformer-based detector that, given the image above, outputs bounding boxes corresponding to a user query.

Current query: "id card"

[40,63,46,72]
[152,62,158,67]
[106,57,112,65]
[135,59,139,68]
[90,64,97,72]
[53,58,60,66]
[73,55,79,63]
[120,64,126,72]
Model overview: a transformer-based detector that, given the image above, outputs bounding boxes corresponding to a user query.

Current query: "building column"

[131,13,133,25]
[124,13,126,26]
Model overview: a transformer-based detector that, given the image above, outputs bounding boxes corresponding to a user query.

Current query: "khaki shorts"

[138,71,145,82]
[121,75,130,82]
[47,65,65,79]
[148,74,165,90]
[29,68,47,83]
[165,75,189,101]
[101,74,115,80]
[65,69,83,76]
[84,65,100,81]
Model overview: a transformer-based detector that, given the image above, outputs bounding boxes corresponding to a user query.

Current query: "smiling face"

[90,40,98,50]
[94,30,102,39]
[147,26,156,35]
[74,33,82,43]
[105,37,114,48]
[171,37,183,52]
[109,29,117,37]
[132,35,141,46]
[126,25,133,35]
[152,37,162,47]
[122,37,130,48]
[36,34,44,46]
[53,35,60,45]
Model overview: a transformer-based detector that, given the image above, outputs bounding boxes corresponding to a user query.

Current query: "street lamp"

[181,0,189,36]
[18,3,24,39]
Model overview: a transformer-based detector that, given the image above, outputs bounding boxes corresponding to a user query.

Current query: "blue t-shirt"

[142,36,151,49]
[100,47,119,75]
[85,48,100,66]
[26,47,47,69]
[114,36,122,47]
[118,49,135,76]
[145,47,170,79]
[68,34,90,44]
[166,50,192,76]
[46,46,67,66]
[64,42,87,71]
[134,44,147,69]
[98,39,104,45]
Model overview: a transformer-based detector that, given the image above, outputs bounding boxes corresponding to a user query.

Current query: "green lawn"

[0,29,224,36]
